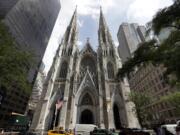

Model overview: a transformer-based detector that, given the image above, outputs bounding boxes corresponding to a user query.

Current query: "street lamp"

[16,119,19,123]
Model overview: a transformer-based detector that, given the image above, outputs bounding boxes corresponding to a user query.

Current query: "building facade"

[117,23,179,126]
[129,64,179,126]
[4,0,60,82]
[0,0,60,128]
[30,9,140,132]
[117,23,146,64]
[0,85,30,128]
[0,0,19,18]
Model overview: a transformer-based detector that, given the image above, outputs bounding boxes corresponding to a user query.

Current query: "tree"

[0,21,34,94]
[117,0,180,85]
[147,0,180,35]
[161,91,180,116]
[129,91,152,127]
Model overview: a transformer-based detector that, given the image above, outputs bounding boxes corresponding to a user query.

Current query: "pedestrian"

[1,129,4,134]
[176,121,180,135]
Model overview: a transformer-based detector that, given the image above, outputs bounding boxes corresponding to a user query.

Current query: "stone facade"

[129,63,179,126]
[30,9,140,132]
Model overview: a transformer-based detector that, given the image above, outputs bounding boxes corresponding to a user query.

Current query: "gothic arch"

[80,93,93,106]
[111,89,128,128]
[107,62,114,79]
[77,88,97,106]
[75,86,99,125]
[80,109,94,124]
[80,55,96,74]
[113,103,122,129]
[59,61,68,78]
[46,90,62,130]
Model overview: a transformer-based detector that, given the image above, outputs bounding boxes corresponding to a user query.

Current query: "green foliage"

[117,0,180,85]
[129,91,152,126]
[0,21,34,94]
[117,39,157,78]
[161,91,180,115]
[149,0,180,35]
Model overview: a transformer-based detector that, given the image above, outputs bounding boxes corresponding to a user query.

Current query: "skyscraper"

[0,0,60,128]
[4,0,61,82]
[117,23,146,63]
[0,0,19,18]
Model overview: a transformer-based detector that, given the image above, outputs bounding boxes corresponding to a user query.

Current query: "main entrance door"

[113,104,122,129]
[80,109,94,124]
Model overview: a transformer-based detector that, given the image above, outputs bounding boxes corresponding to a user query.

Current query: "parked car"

[90,128,113,135]
[48,129,73,135]
[161,124,176,135]
[119,128,150,135]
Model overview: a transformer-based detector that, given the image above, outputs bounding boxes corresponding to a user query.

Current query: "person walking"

[176,121,180,135]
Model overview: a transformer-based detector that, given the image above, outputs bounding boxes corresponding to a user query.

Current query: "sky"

[42,0,173,73]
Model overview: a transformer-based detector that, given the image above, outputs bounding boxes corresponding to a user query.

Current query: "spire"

[69,6,77,27]
[98,7,114,47]
[99,6,108,30]
[63,7,78,46]
[81,38,96,55]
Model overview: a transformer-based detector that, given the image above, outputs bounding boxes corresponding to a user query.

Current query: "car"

[90,128,112,135]
[161,124,177,135]
[48,129,74,135]
[118,128,150,135]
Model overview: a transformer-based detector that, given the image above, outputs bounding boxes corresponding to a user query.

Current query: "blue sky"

[43,0,173,73]
[78,15,98,50]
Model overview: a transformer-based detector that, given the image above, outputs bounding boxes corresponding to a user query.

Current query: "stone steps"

[75,124,97,135]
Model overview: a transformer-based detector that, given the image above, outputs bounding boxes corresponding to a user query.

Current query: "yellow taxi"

[48,127,74,135]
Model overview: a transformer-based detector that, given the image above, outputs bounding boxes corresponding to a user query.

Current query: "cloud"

[114,41,119,46]
[127,0,173,24]
[77,19,84,27]
[77,40,83,46]
[43,0,173,73]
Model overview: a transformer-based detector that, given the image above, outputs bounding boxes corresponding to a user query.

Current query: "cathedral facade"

[30,8,140,132]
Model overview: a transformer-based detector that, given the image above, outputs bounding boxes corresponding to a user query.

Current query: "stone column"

[97,58,105,128]
[99,95,105,128]
[68,95,76,129]
[120,78,140,128]
[59,81,70,129]
[30,78,55,132]
[35,100,49,131]
[107,100,115,129]
[59,99,68,128]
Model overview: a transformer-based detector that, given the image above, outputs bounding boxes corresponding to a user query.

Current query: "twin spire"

[63,6,113,47]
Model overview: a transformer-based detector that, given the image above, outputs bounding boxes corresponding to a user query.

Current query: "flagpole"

[53,107,58,129]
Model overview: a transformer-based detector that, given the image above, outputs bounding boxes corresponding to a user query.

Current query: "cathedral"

[30,8,140,132]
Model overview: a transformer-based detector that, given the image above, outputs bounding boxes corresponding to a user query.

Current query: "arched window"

[81,93,93,106]
[59,61,68,78]
[80,56,96,74]
[107,62,114,79]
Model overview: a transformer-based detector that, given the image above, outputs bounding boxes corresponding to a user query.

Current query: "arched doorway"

[113,104,122,129]
[80,109,94,124]
[76,91,97,125]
